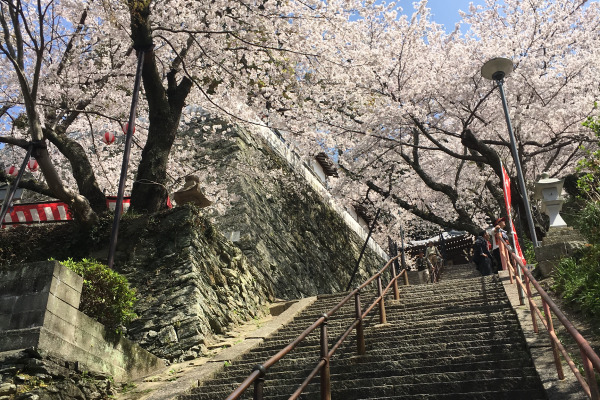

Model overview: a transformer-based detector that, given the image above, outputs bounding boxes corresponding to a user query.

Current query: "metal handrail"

[498,238,600,399]
[225,254,405,400]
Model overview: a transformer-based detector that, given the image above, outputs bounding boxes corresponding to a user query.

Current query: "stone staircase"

[177,263,547,399]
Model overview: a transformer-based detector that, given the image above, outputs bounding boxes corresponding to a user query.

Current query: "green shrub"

[59,258,137,332]
[553,246,600,319]
[577,201,600,244]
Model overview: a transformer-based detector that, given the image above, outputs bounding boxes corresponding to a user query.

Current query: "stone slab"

[52,262,84,295]
[9,310,45,330]
[0,328,41,352]
[49,275,82,310]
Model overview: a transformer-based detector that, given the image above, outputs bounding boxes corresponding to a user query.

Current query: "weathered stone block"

[13,292,50,313]
[9,310,45,329]
[52,262,83,293]
[534,226,588,278]
[46,293,79,325]
[49,275,82,310]
[0,296,17,316]
[0,328,41,351]
[42,310,77,342]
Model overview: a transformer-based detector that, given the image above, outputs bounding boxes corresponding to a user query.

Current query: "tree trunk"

[128,48,192,213]
[45,133,107,213]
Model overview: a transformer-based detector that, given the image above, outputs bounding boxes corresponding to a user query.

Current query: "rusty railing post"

[320,315,331,400]
[252,364,266,400]
[354,289,366,355]
[524,273,539,334]
[392,261,400,300]
[516,262,525,306]
[403,262,410,286]
[377,275,387,324]
[580,348,600,400]
[543,300,565,379]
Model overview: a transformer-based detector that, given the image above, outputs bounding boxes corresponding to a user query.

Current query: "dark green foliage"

[576,111,600,201]
[577,201,600,244]
[59,258,137,333]
[551,112,600,320]
[553,246,600,319]
[552,201,600,319]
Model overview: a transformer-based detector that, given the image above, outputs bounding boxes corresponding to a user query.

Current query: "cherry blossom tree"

[266,0,600,239]
[1,0,598,243]
[0,0,350,219]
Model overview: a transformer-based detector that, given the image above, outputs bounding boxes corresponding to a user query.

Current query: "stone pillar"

[534,227,587,278]
[0,261,83,350]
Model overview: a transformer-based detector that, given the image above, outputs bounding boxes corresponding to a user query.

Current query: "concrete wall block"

[37,328,125,380]
[9,310,45,330]
[0,273,51,296]
[74,310,107,339]
[0,313,10,328]
[0,327,41,352]
[13,291,50,313]
[49,275,82,310]
[46,293,79,324]
[0,296,17,316]
[52,263,83,295]
[42,310,76,342]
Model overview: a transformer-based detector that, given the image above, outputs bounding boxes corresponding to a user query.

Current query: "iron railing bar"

[356,256,399,292]
[289,359,327,400]
[499,237,600,399]
[225,370,262,400]
[226,254,401,399]
[326,255,400,318]
[548,328,592,397]
[507,249,600,372]
[361,294,383,319]
[527,299,590,393]
[265,316,326,370]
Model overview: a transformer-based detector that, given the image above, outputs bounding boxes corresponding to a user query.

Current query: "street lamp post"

[481,57,539,247]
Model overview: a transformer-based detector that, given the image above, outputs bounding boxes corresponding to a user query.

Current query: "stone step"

[355,390,547,400]
[245,324,524,360]
[281,293,512,327]
[176,265,546,400]
[184,372,545,400]
[218,342,531,377]
[209,354,537,387]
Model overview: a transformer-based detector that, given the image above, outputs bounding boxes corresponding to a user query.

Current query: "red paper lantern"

[122,123,135,135]
[5,165,18,177]
[103,131,116,144]
[28,159,39,172]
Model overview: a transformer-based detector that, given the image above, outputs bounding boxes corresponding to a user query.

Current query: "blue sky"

[421,0,487,32]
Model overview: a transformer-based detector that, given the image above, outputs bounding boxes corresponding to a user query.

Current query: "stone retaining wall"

[0,261,162,381]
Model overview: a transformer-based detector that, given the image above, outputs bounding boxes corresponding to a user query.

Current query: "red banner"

[3,195,171,228]
[1,201,72,228]
[501,162,526,264]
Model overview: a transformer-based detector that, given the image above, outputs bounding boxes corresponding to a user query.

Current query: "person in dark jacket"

[415,251,430,284]
[473,230,493,276]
